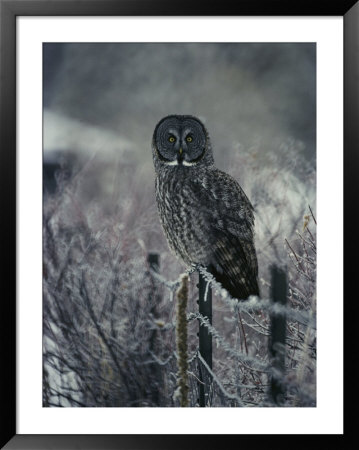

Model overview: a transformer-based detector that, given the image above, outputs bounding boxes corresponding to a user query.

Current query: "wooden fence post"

[147,253,161,406]
[198,271,212,407]
[269,265,287,405]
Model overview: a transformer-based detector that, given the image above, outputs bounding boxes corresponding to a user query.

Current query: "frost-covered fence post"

[147,253,161,405]
[176,274,189,407]
[198,271,212,407]
[269,265,287,405]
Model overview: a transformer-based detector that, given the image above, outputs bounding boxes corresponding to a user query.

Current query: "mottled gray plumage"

[152,115,259,300]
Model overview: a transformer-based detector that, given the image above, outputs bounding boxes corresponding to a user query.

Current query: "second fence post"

[268,265,287,405]
[198,270,212,407]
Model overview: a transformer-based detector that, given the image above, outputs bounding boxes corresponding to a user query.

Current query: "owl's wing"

[192,169,259,300]
[209,229,259,300]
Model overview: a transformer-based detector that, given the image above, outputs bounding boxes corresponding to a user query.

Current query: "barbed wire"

[188,312,270,372]
[151,265,316,327]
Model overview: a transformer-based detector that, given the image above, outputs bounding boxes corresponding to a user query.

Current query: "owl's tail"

[208,232,260,301]
[209,263,260,301]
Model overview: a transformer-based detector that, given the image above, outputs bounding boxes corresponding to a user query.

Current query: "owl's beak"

[177,148,184,164]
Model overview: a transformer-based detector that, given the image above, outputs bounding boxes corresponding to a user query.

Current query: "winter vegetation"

[43,139,316,407]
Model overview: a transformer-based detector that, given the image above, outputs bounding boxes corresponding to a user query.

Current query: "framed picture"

[1,1,356,448]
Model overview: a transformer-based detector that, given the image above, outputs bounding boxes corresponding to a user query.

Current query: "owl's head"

[152,115,214,170]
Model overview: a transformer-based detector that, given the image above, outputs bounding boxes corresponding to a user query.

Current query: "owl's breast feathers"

[156,167,259,300]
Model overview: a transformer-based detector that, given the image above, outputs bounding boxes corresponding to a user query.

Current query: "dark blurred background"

[43,43,316,189]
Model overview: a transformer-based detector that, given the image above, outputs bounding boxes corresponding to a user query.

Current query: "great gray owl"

[152,115,259,300]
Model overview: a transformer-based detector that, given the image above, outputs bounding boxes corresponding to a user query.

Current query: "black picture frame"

[1,1,357,448]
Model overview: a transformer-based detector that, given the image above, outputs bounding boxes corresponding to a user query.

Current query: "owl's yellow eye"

[186,136,193,142]
[168,136,176,143]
